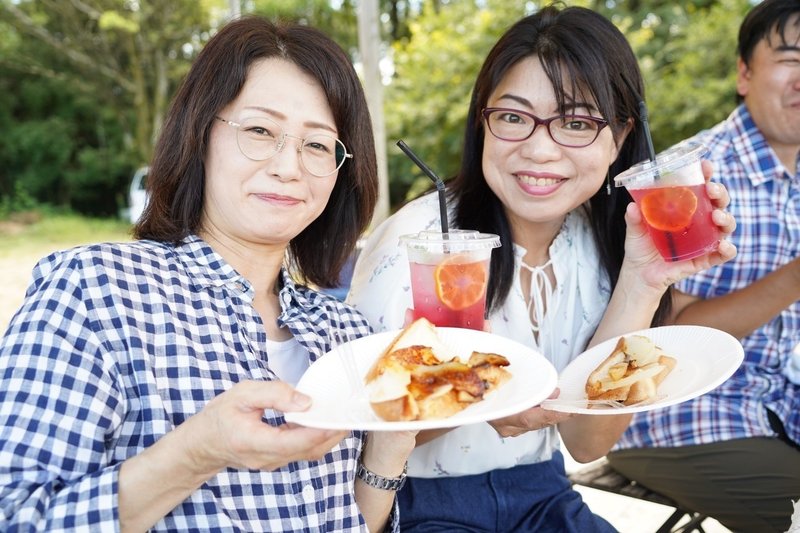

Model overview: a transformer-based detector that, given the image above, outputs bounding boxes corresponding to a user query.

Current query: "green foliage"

[384,0,751,205]
[252,0,359,51]
[249,0,418,61]
[385,0,531,208]
[0,182,38,219]
[98,10,140,33]
[0,65,137,216]
[0,0,218,217]
[633,0,751,150]
[0,0,758,217]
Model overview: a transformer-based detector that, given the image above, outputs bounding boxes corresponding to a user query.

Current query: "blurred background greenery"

[0,0,752,222]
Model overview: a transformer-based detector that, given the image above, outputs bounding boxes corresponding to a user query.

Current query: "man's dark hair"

[738,0,800,66]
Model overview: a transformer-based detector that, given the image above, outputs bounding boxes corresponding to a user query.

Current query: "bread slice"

[365,318,455,385]
[365,318,511,421]
[585,335,677,406]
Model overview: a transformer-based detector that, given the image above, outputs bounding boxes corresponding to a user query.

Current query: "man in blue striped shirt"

[610,1,800,531]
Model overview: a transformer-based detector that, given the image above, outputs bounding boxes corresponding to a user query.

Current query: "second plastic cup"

[399,230,501,330]
[614,141,720,262]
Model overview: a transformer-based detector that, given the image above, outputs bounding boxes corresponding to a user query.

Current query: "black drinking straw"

[638,101,658,167]
[638,100,678,260]
[396,140,450,235]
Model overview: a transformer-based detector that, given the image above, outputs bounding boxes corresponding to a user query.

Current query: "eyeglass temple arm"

[214,116,236,126]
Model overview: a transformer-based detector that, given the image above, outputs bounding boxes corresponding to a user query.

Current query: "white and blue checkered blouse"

[0,235,388,532]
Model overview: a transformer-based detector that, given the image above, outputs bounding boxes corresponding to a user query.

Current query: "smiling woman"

[0,16,415,533]
[346,4,737,532]
[199,58,344,258]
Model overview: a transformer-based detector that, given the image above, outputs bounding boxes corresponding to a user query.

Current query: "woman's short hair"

[134,17,377,288]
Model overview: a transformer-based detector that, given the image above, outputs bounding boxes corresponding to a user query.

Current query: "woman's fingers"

[235,380,313,413]
[488,404,573,437]
[403,308,415,327]
[701,160,735,237]
[701,159,714,182]
[190,381,347,472]
[712,207,737,235]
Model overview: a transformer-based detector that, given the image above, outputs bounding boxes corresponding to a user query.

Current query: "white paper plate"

[541,325,743,415]
[284,328,558,431]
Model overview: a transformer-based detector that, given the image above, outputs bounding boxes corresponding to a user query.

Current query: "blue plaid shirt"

[616,104,800,450]
[0,235,393,532]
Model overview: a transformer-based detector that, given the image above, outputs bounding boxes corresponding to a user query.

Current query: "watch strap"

[356,461,408,491]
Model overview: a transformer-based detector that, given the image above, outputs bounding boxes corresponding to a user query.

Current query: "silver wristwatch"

[356,461,408,491]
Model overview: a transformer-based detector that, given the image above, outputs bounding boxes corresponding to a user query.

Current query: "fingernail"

[291,391,312,409]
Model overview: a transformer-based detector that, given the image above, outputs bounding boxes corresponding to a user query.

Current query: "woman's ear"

[610,118,634,161]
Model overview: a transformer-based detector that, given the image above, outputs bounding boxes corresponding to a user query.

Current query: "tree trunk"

[358,0,390,226]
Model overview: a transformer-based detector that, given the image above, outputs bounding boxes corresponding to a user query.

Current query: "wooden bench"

[568,459,711,533]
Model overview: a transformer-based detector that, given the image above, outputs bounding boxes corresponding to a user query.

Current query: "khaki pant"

[608,437,800,533]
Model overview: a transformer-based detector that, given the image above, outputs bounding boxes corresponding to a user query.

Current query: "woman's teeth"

[518,175,561,186]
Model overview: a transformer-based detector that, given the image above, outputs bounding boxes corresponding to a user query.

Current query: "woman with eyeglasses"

[348,5,736,531]
[0,16,415,532]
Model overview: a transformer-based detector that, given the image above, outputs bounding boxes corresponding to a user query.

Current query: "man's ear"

[736,57,750,99]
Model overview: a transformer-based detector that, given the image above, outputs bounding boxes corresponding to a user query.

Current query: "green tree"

[384,0,531,208]
[382,0,751,206]
[250,0,418,55]
[625,0,752,150]
[0,0,755,217]
[0,0,223,215]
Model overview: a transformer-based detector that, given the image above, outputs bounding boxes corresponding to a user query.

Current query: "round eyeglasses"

[481,107,609,148]
[215,116,353,177]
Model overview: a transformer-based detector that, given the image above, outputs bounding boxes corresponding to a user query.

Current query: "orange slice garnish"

[640,187,698,232]
[434,257,488,311]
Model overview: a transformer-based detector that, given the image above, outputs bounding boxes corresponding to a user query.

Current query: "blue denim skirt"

[397,451,617,532]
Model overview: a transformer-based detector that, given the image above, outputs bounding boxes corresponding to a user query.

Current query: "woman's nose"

[268,135,304,179]
[519,124,561,160]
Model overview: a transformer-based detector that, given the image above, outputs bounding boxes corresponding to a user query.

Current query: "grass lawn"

[0,212,133,333]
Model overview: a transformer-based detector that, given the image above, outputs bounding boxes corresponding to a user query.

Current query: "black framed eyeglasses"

[215,116,353,177]
[481,107,609,148]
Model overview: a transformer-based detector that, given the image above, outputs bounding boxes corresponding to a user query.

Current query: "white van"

[128,166,149,224]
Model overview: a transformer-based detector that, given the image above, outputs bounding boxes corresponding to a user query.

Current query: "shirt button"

[302,484,315,500]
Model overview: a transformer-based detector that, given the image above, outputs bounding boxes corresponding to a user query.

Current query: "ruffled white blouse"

[347,192,611,477]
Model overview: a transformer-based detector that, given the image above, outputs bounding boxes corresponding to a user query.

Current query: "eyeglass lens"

[484,109,603,147]
[235,116,347,176]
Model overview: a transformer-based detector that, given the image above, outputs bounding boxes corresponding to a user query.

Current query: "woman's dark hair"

[134,17,378,288]
[450,4,672,325]
[738,0,800,66]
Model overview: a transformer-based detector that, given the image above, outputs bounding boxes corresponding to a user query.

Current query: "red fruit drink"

[628,183,720,261]
[615,141,720,262]
[409,260,488,329]
[400,230,501,331]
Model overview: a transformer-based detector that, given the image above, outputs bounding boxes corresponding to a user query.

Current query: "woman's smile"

[515,171,567,196]
[255,192,302,206]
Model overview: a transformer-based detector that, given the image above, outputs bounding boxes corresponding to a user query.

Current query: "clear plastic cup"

[400,230,501,330]
[615,141,720,262]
